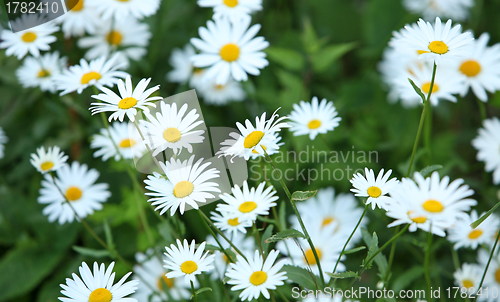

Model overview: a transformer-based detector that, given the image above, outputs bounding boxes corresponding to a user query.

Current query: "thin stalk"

[196,211,235,263]
[383,226,400,284]
[451,247,460,270]
[476,97,487,121]
[190,280,198,302]
[364,224,410,267]
[264,153,326,287]
[425,231,433,302]
[473,230,500,302]
[132,120,162,169]
[253,223,264,255]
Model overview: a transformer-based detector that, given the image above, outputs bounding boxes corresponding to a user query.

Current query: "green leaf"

[72,246,111,258]
[408,78,426,103]
[291,190,317,201]
[266,47,305,71]
[204,244,221,252]
[264,229,305,243]
[261,225,275,252]
[471,202,500,228]
[326,271,359,279]
[282,265,318,289]
[311,43,356,73]
[343,246,366,255]
[194,287,212,296]
[301,18,326,54]
[103,220,115,251]
[419,165,443,177]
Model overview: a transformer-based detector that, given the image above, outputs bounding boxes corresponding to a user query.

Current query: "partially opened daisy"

[198,0,262,22]
[216,181,278,221]
[38,162,110,224]
[191,17,269,84]
[456,33,500,102]
[91,122,145,161]
[90,76,162,122]
[144,156,221,215]
[350,168,398,210]
[87,0,161,20]
[0,127,7,159]
[164,239,214,284]
[0,15,58,59]
[288,96,341,140]
[391,17,473,63]
[226,250,287,301]
[211,209,253,237]
[16,52,66,93]
[54,55,128,95]
[59,262,138,302]
[56,0,101,37]
[217,110,288,160]
[403,0,474,22]
[472,118,500,185]
[140,102,205,156]
[453,263,483,294]
[30,146,68,174]
[448,211,500,250]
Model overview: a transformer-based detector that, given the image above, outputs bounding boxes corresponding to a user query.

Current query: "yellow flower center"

[157,275,174,290]
[422,199,444,213]
[180,260,198,274]
[163,127,182,143]
[80,71,102,85]
[321,216,335,227]
[411,216,427,224]
[37,69,51,78]
[119,138,136,148]
[227,217,240,226]
[106,30,123,46]
[462,279,474,289]
[421,82,439,94]
[460,60,482,77]
[215,84,225,90]
[40,161,54,171]
[495,269,500,284]
[468,229,483,240]
[428,41,449,54]
[307,119,322,130]
[367,186,382,198]
[243,131,264,149]
[117,97,137,109]
[21,32,37,43]
[249,271,268,285]
[219,43,240,62]
[88,288,112,302]
[65,186,83,201]
[223,0,238,7]
[304,248,322,265]
[239,201,257,213]
[66,0,84,11]
[173,181,194,198]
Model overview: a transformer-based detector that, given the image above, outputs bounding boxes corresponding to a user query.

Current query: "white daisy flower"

[16,52,66,93]
[167,44,196,84]
[448,211,500,250]
[226,250,287,301]
[54,55,128,95]
[206,234,256,280]
[87,0,161,20]
[90,76,162,122]
[91,122,145,161]
[56,0,101,37]
[216,181,278,221]
[211,209,253,237]
[394,61,465,106]
[144,155,221,215]
[456,33,500,102]
[472,118,500,185]
[140,101,205,156]
[0,127,7,159]
[59,261,138,302]
[38,162,110,224]
[350,168,398,210]
[0,15,58,59]
[164,239,215,284]
[453,263,483,295]
[217,110,288,160]
[78,18,151,67]
[385,172,476,237]
[190,68,209,90]
[403,0,474,22]
[390,17,474,64]
[191,17,269,84]
[288,97,341,140]
[295,188,367,243]
[133,250,191,301]
[198,0,262,22]
[197,79,246,105]
[30,146,68,174]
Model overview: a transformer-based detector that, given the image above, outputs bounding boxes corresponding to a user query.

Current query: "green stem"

[451,247,460,270]
[196,211,236,263]
[253,223,264,255]
[473,230,500,302]
[364,224,410,268]
[476,97,487,121]
[190,280,198,302]
[264,153,326,287]
[425,231,433,302]
[383,226,400,284]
